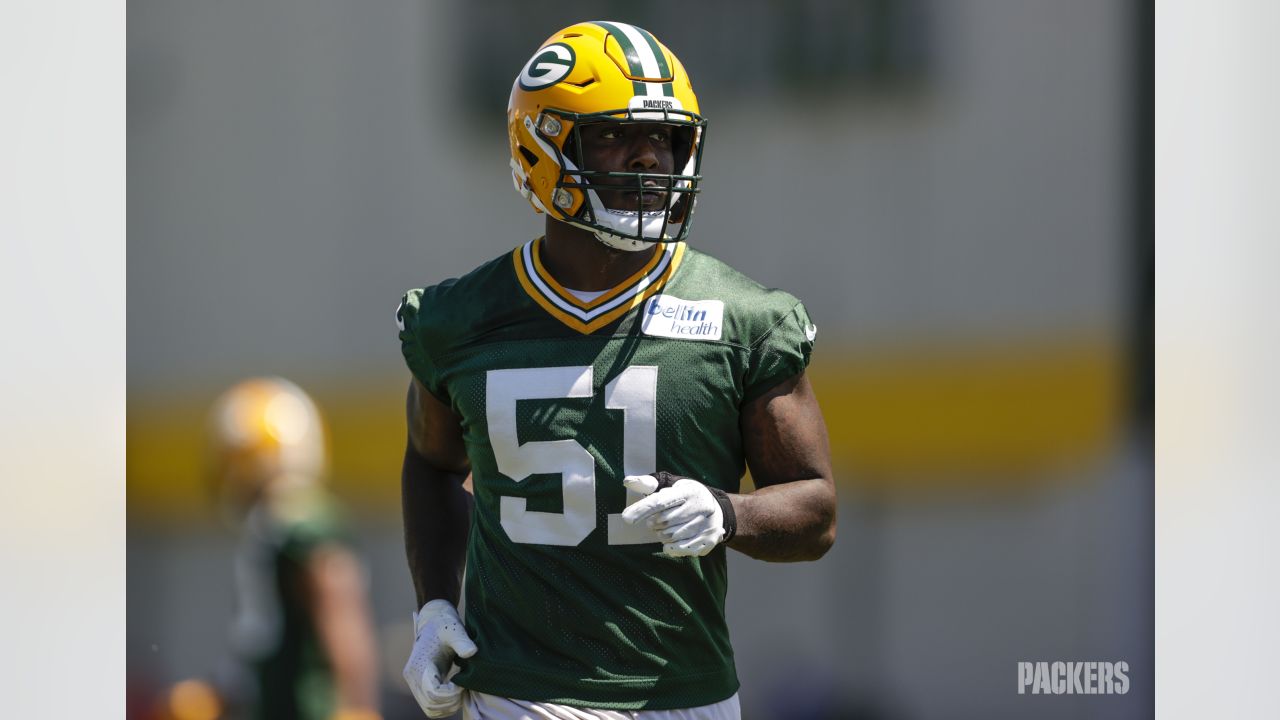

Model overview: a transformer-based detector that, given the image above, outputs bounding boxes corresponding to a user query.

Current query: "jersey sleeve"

[272,492,351,565]
[278,509,349,565]
[397,288,450,403]
[742,301,816,403]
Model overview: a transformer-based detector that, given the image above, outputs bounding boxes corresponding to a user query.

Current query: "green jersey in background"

[231,490,349,720]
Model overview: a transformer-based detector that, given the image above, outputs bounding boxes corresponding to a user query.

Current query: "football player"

[399,21,836,719]
[209,377,383,720]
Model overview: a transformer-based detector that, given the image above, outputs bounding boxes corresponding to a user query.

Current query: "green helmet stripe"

[593,21,645,95]
[594,21,666,97]
[631,26,675,98]
[594,21,643,74]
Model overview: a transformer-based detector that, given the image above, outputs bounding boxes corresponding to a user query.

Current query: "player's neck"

[541,219,660,292]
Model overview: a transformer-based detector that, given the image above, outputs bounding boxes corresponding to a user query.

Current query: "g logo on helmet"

[518,43,576,91]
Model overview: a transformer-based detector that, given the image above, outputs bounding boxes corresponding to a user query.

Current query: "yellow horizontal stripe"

[128,378,408,525]
[807,337,1123,488]
[128,333,1123,522]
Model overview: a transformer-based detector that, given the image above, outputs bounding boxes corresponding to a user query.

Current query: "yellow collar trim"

[529,237,666,310]
[512,239,686,334]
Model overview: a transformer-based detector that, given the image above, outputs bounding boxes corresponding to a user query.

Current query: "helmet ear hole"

[561,132,580,167]
[672,126,696,169]
[518,145,539,167]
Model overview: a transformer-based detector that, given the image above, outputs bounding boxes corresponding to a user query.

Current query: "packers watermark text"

[1017,661,1129,695]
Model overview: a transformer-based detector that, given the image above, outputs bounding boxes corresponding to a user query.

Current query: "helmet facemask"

[529,107,706,251]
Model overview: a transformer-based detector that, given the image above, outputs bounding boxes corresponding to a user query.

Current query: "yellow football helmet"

[507,21,706,251]
[207,377,328,511]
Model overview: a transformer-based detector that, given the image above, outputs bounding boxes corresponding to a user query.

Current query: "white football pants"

[462,690,741,720]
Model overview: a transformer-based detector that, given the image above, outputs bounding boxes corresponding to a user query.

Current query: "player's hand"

[403,599,477,718]
[621,472,737,557]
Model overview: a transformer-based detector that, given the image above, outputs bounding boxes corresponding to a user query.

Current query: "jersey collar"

[512,237,686,334]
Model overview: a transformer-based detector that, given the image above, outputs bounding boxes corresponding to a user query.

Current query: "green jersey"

[231,490,349,720]
[397,239,815,710]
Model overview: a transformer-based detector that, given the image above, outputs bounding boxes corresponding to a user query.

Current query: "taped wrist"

[652,471,737,543]
[706,486,737,543]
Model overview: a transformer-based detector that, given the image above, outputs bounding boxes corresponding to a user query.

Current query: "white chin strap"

[587,198,680,252]
[594,231,656,252]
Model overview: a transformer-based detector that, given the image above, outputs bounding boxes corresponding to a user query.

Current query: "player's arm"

[402,378,479,718]
[304,543,382,717]
[729,371,836,562]
[402,378,472,606]
[622,371,836,562]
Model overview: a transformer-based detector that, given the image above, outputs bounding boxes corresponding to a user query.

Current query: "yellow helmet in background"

[507,21,707,251]
[207,377,327,512]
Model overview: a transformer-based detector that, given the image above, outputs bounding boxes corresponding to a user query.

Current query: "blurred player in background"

[204,377,382,720]
[398,21,836,719]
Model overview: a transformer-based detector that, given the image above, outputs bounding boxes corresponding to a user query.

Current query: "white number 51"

[486,365,660,546]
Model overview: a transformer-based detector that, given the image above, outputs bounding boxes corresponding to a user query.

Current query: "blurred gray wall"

[128,0,1127,391]
[128,2,1149,718]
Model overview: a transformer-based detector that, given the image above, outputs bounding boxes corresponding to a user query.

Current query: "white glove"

[621,472,736,557]
[403,599,477,718]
